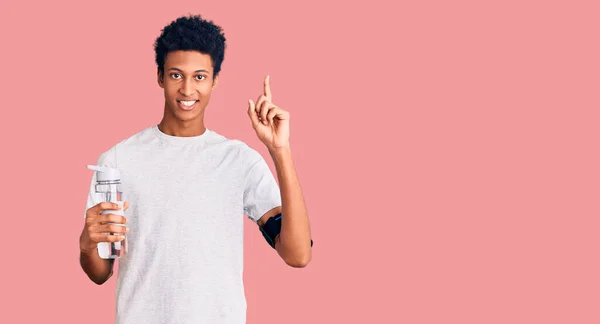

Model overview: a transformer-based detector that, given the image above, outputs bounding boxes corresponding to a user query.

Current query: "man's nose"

[179,79,195,97]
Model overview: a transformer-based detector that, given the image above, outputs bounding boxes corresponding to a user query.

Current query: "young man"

[79,15,312,323]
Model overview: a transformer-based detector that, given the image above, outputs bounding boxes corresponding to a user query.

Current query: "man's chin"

[171,107,202,121]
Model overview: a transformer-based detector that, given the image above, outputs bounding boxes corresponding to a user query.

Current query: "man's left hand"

[248,75,290,151]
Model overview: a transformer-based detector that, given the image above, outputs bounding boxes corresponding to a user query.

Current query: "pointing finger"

[264,75,272,101]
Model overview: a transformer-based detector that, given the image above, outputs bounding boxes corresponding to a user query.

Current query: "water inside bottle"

[98,189,127,259]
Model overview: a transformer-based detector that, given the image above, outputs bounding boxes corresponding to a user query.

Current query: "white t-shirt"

[84,125,282,324]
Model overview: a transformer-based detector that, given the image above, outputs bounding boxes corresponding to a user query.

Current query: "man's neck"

[157,118,206,137]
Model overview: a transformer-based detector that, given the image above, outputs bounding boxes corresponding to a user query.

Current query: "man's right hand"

[80,201,130,254]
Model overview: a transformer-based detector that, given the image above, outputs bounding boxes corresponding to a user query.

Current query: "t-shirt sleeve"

[243,153,282,223]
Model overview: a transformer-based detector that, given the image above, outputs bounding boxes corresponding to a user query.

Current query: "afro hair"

[154,14,227,79]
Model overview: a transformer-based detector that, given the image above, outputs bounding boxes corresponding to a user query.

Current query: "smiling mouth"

[178,100,198,106]
[177,100,198,111]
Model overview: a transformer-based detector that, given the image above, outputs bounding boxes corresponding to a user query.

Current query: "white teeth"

[181,100,196,106]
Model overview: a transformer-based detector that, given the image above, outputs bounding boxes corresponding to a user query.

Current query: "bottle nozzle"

[87,165,108,172]
[87,164,121,181]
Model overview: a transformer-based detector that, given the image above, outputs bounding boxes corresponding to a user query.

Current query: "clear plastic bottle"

[87,165,127,259]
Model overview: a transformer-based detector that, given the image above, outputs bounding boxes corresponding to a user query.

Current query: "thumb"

[123,201,130,211]
[247,99,260,128]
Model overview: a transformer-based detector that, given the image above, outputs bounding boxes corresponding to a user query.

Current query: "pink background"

[1,0,599,323]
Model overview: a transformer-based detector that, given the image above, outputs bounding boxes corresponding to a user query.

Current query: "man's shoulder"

[208,130,263,164]
[93,125,155,166]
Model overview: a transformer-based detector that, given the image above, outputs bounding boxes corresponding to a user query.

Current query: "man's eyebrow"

[168,67,210,73]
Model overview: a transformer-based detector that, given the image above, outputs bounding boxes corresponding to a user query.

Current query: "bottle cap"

[87,165,120,181]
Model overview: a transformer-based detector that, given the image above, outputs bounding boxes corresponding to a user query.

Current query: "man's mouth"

[177,100,198,111]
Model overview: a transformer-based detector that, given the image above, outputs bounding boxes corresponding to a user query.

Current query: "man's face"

[158,50,218,123]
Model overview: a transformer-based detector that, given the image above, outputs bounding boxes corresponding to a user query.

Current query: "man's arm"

[79,247,115,285]
[248,75,312,268]
[257,147,312,268]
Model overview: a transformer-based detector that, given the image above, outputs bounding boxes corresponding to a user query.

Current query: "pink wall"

[0,0,598,323]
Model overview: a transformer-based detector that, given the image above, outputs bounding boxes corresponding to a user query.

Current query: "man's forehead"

[165,50,213,72]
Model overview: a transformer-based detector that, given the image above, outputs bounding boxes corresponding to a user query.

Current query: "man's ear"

[157,69,164,88]
[212,74,219,90]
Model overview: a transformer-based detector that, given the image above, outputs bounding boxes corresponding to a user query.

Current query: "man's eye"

[170,73,181,79]
[195,75,205,81]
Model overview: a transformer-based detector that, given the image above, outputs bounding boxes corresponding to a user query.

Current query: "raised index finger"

[264,75,272,101]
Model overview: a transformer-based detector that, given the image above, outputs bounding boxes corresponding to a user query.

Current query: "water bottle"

[87,165,127,259]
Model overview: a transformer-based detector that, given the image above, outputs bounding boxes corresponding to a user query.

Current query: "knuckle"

[111,234,125,242]
[110,225,124,233]
[110,214,124,223]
